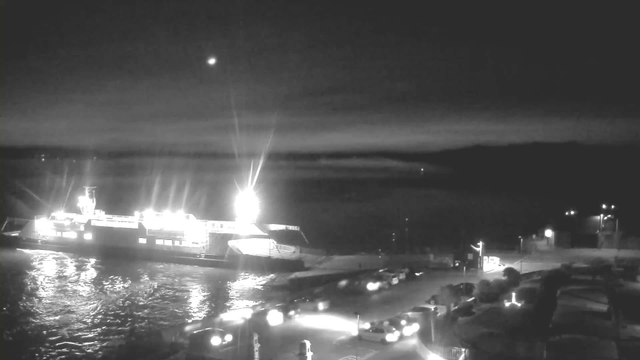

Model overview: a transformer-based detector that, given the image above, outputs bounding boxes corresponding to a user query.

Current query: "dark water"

[0,249,275,360]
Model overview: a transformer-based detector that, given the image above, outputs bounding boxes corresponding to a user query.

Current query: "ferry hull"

[1,221,305,272]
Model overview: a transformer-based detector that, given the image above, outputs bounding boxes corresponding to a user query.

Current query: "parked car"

[379,268,406,281]
[402,305,439,320]
[185,327,235,360]
[356,324,400,344]
[426,282,475,307]
[292,295,330,312]
[374,272,397,286]
[253,302,300,325]
[380,316,420,337]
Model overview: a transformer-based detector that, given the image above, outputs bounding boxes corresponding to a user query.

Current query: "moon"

[207,56,217,66]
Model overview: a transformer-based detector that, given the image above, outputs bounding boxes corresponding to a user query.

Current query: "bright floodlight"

[602,204,607,209]
[234,189,259,223]
[207,56,217,66]
[544,229,553,238]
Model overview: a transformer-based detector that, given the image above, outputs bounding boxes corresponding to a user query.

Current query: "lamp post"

[404,218,410,254]
[544,229,554,247]
[600,204,617,232]
[471,241,484,272]
[391,232,397,254]
[355,312,360,360]
[519,236,523,254]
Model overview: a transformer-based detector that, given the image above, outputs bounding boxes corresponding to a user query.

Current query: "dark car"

[185,327,235,360]
[380,316,420,337]
[292,295,331,312]
[427,282,475,307]
[254,302,300,321]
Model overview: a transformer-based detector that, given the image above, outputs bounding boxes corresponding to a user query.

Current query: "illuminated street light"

[544,229,553,238]
[234,188,259,223]
[504,292,521,308]
[471,240,484,271]
[206,56,217,66]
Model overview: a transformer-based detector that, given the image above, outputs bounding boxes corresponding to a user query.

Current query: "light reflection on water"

[0,249,275,359]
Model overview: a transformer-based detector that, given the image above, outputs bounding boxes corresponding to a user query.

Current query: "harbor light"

[234,189,259,223]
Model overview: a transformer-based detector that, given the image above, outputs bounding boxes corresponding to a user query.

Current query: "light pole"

[519,236,523,254]
[355,312,360,360]
[600,204,617,232]
[404,218,410,254]
[544,229,554,247]
[391,232,397,254]
[471,241,484,271]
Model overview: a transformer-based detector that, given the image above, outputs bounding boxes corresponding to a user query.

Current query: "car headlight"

[402,326,414,337]
[83,232,93,240]
[351,327,359,336]
[366,282,379,291]
[363,322,371,330]
[411,323,420,332]
[210,335,222,346]
[385,333,398,342]
[266,309,284,326]
[224,333,233,342]
[400,319,407,326]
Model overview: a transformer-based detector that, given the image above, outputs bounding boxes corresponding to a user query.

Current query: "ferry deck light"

[234,189,259,223]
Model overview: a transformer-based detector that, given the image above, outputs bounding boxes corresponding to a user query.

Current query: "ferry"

[0,187,325,271]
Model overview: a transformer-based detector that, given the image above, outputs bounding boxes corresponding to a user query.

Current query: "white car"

[357,324,400,344]
[403,305,441,320]
[375,272,399,286]
[380,268,406,281]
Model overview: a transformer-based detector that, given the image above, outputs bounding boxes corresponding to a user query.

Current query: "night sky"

[2,1,639,153]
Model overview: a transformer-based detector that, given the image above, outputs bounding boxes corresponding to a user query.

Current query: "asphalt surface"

[208,270,483,360]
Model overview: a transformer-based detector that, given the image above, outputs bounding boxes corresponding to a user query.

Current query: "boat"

[0,187,325,271]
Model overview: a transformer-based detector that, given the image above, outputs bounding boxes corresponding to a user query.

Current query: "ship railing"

[103,214,139,222]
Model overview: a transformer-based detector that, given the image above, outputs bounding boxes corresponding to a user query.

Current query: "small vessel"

[1,187,325,271]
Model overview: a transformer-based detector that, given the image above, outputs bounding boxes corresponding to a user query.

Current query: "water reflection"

[187,285,208,321]
[225,272,274,310]
[1,249,274,359]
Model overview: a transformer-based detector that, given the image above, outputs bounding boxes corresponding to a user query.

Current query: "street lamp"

[519,236,523,253]
[206,56,217,66]
[404,218,410,254]
[471,240,484,271]
[544,229,554,247]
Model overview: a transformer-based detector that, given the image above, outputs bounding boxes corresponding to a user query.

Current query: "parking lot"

[179,268,481,360]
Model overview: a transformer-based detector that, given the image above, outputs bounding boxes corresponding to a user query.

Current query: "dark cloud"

[2,1,639,152]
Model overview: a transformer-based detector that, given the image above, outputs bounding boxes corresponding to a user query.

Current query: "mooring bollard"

[297,340,313,360]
